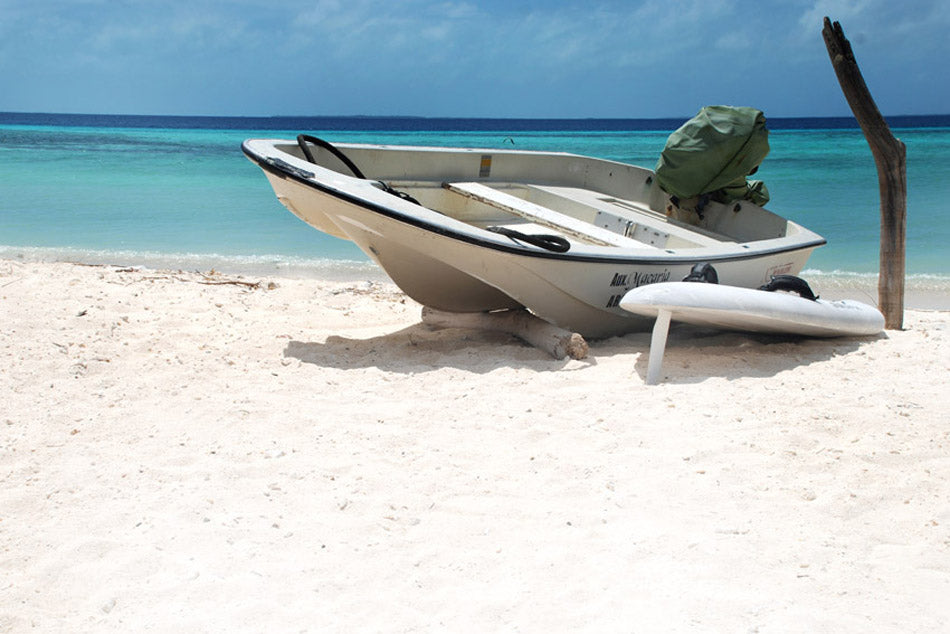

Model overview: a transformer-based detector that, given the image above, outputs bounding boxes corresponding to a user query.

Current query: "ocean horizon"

[2,111,948,292]
[4,111,950,131]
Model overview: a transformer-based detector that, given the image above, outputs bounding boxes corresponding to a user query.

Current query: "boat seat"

[524,184,732,246]
[442,181,643,248]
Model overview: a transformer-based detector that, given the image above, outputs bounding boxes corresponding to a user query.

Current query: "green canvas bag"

[655,105,771,206]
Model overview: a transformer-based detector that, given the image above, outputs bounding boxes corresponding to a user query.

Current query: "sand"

[1,259,948,632]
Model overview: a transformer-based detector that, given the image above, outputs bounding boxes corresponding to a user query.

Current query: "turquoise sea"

[1,113,948,288]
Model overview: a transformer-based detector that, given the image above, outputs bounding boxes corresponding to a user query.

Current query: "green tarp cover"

[655,105,770,205]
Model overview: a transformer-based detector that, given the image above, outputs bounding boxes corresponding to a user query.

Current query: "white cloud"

[281,0,753,74]
[799,0,950,46]
[799,0,870,29]
[1,0,947,116]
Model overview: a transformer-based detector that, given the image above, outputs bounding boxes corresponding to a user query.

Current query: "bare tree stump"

[421,307,589,360]
[822,17,907,329]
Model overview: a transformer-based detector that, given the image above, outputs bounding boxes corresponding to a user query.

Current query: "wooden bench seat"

[524,184,732,246]
[442,181,645,248]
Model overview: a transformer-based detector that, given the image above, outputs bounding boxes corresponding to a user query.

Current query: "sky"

[0,0,947,119]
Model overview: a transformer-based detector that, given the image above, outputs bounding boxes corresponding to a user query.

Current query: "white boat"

[242,134,825,338]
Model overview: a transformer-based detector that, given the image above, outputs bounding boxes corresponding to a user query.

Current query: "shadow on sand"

[283,319,887,383]
[283,322,593,374]
[620,324,889,385]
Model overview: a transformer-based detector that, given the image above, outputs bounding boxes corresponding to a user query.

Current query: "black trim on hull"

[242,141,827,266]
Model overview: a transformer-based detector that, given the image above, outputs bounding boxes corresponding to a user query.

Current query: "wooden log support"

[822,17,907,329]
[421,307,589,360]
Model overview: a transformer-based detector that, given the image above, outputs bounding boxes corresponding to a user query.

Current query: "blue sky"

[1,0,947,118]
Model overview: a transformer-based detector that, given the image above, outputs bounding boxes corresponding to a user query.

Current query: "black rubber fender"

[758,275,818,301]
[682,262,719,284]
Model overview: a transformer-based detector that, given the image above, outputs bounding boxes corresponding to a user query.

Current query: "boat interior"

[273,137,812,253]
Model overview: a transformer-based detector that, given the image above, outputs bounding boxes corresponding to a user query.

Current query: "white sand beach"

[2,259,948,632]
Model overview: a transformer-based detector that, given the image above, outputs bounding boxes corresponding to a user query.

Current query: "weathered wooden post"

[822,17,907,329]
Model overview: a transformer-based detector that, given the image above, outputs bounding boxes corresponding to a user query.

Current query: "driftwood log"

[421,307,589,360]
[822,17,907,329]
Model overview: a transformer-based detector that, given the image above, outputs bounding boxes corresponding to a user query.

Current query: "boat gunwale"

[241,139,827,266]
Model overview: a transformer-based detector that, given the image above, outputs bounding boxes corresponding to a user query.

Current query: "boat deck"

[442,182,641,248]
[398,179,735,251]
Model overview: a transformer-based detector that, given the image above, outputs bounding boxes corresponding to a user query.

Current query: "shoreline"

[2,259,948,631]
[0,245,390,284]
[3,246,950,310]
